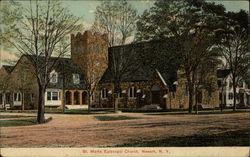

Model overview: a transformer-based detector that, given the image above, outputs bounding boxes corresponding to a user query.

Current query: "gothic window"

[73,74,80,84]
[101,88,108,99]
[50,70,58,83]
[128,87,136,98]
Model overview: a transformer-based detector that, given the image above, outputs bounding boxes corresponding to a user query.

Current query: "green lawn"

[0,117,52,127]
[0,118,37,127]
[116,129,250,147]
[95,115,141,121]
[0,115,35,119]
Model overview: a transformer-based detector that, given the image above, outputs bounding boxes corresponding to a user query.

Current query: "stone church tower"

[71,31,109,83]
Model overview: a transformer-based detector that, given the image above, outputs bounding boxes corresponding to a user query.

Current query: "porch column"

[79,91,83,105]
[61,90,65,109]
[71,91,74,105]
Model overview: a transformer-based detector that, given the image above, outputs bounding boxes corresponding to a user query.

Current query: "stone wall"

[95,74,168,109]
[166,70,220,110]
[71,31,109,81]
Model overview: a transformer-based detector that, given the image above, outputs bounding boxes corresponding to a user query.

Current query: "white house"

[217,69,250,107]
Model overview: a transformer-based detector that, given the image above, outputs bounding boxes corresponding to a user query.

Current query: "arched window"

[65,91,71,105]
[82,92,87,104]
[74,91,80,105]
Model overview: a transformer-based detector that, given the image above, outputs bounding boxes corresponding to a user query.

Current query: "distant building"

[0,31,220,110]
[217,69,250,107]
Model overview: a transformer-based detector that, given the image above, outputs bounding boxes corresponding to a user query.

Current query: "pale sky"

[0,0,249,66]
[19,0,249,26]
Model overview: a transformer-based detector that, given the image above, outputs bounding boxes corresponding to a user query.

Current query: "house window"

[6,93,10,104]
[50,70,58,83]
[73,74,80,84]
[0,93,2,104]
[128,87,136,98]
[229,82,233,88]
[101,88,108,99]
[14,93,21,102]
[30,93,35,101]
[228,93,234,100]
[47,92,60,101]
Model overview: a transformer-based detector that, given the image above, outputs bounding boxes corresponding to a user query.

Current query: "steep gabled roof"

[99,40,177,90]
[16,55,87,90]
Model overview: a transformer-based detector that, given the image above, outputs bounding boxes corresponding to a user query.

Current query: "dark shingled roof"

[99,41,177,90]
[217,69,230,78]
[24,55,87,90]
[2,65,14,73]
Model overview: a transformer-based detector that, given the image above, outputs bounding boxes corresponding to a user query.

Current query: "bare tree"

[1,0,80,123]
[92,0,137,46]
[107,44,143,112]
[84,53,108,113]
[217,24,249,111]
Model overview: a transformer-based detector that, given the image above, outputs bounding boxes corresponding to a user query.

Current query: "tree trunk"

[22,92,25,111]
[195,87,198,114]
[3,93,6,111]
[87,93,91,114]
[113,82,119,112]
[187,74,194,113]
[114,93,119,112]
[37,86,46,124]
[62,90,65,114]
[220,85,224,112]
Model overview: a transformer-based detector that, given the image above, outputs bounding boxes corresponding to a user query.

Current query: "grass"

[95,115,141,121]
[0,115,34,119]
[144,109,250,116]
[0,117,53,127]
[116,129,250,147]
[0,118,37,127]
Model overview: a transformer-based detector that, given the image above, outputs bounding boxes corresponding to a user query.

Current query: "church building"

[0,31,220,110]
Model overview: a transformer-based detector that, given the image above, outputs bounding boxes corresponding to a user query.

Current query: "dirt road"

[1,112,249,147]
